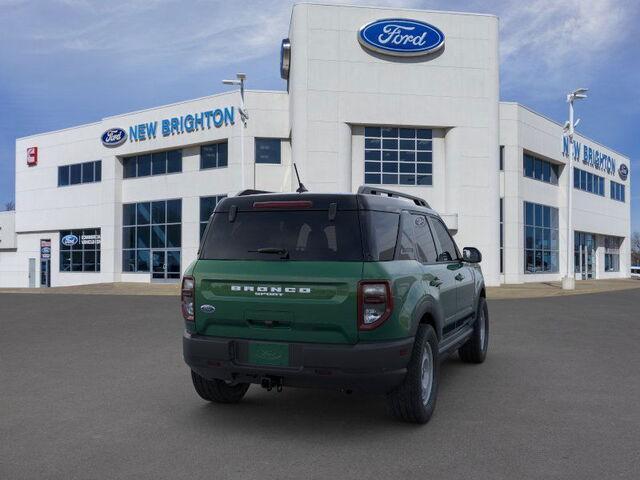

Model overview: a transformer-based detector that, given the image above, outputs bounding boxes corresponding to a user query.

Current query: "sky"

[0,0,638,230]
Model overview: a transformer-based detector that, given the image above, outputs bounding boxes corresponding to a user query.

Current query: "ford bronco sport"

[182,186,488,423]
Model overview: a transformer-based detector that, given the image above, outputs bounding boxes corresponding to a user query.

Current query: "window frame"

[59,228,101,273]
[574,167,605,196]
[363,126,433,187]
[122,199,182,274]
[427,216,461,263]
[254,138,282,165]
[122,149,183,179]
[523,201,559,274]
[200,141,228,170]
[58,161,101,187]
[522,152,559,185]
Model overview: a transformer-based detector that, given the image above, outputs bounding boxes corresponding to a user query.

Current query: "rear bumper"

[183,332,414,393]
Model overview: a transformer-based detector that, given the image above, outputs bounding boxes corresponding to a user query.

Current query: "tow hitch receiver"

[261,376,284,392]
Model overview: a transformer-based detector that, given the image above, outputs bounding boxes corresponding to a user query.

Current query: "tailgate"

[194,260,363,344]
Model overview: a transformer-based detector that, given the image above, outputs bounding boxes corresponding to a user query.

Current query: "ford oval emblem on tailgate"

[200,304,216,314]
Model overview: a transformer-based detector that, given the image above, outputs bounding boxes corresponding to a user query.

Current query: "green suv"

[182,186,488,423]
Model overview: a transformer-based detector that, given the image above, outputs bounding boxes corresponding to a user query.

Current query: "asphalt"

[1,290,639,479]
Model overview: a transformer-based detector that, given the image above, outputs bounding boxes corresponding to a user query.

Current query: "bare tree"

[4,200,14,211]
[632,231,640,266]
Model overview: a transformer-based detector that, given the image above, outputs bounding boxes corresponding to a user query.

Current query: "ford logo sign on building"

[619,164,629,181]
[358,18,445,57]
[61,234,79,247]
[101,128,127,147]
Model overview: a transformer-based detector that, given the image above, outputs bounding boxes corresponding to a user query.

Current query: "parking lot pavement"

[1,290,639,480]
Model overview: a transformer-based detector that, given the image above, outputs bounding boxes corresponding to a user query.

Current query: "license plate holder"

[247,342,290,367]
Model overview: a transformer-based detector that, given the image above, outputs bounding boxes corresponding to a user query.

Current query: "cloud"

[496,0,637,98]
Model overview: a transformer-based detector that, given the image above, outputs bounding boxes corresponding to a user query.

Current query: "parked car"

[181,186,488,423]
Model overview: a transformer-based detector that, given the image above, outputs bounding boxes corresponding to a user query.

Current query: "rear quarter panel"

[359,261,426,341]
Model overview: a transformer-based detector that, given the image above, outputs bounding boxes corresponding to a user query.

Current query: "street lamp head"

[222,79,240,85]
[568,87,588,102]
[236,73,246,81]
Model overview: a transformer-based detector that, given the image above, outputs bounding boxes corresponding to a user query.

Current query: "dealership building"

[0,3,631,288]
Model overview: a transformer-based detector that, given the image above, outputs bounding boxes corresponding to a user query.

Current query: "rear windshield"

[200,210,364,261]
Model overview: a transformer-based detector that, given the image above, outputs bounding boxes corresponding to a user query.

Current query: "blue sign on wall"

[61,234,79,247]
[619,163,629,181]
[562,136,618,177]
[100,107,235,147]
[358,18,445,57]
[101,128,127,147]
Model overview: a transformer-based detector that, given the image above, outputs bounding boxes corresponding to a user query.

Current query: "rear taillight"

[181,276,195,322]
[358,281,393,330]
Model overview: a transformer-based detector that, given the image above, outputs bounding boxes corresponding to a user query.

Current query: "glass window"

[364,127,432,186]
[574,168,605,197]
[123,157,136,178]
[610,180,625,202]
[123,149,181,178]
[201,210,363,261]
[523,153,558,185]
[95,161,102,182]
[123,199,182,274]
[82,162,94,183]
[167,149,182,173]
[152,152,167,175]
[59,228,101,272]
[58,166,70,187]
[201,142,228,170]
[363,211,399,261]
[428,217,459,262]
[523,201,559,273]
[255,138,282,164]
[70,164,82,185]
[137,154,151,177]
[199,195,227,239]
[413,215,437,263]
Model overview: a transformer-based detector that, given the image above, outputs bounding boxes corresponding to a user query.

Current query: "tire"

[190,370,250,404]
[459,297,489,364]
[386,324,439,424]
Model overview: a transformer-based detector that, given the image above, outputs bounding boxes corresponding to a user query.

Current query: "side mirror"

[462,247,482,263]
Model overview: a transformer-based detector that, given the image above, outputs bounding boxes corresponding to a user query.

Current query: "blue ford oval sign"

[101,128,127,147]
[619,164,628,181]
[61,234,79,247]
[358,18,445,57]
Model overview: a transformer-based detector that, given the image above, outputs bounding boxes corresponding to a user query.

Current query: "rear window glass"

[200,210,363,261]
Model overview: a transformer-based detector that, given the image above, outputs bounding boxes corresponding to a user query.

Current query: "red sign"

[27,147,38,166]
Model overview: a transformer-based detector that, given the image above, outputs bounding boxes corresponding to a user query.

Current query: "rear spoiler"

[357,186,430,208]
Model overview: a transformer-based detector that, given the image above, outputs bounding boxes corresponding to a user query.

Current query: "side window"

[397,213,415,260]
[429,217,459,262]
[413,215,437,263]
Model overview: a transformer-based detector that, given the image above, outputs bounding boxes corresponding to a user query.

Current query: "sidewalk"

[487,278,640,300]
[1,278,638,299]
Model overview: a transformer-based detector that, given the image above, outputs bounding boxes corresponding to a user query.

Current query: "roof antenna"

[293,163,308,193]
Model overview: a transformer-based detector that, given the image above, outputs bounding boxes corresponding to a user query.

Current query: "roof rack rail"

[357,185,431,208]
[236,189,272,196]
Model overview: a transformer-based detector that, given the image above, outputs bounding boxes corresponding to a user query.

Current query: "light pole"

[222,73,249,190]
[562,87,588,290]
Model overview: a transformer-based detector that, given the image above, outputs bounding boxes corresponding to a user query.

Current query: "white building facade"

[0,3,631,288]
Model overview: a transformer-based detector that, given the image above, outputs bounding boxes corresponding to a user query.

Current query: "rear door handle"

[455,273,465,281]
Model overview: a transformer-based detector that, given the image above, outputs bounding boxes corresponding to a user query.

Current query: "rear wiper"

[249,247,290,259]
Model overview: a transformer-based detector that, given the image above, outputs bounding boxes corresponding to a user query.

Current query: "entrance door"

[151,250,181,281]
[40,260,51,287]
[575,232,595,280]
